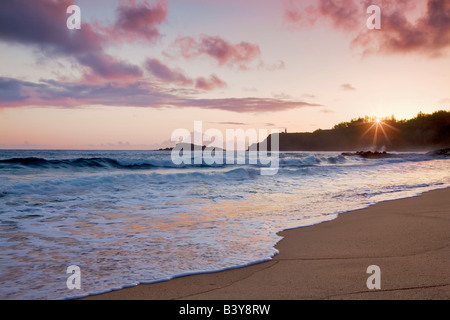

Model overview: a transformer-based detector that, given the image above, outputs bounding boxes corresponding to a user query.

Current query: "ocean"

[0,149,448,299]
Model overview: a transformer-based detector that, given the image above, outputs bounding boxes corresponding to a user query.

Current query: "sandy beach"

[82,188,450,300]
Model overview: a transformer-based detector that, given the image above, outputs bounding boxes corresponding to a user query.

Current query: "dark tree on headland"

[254,110,450,152]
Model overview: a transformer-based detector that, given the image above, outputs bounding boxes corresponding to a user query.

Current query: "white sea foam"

[0,150,448,299]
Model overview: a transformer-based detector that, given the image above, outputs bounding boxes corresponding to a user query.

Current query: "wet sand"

[82,188,450,300]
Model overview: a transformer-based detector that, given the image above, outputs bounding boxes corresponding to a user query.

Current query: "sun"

[359,116,400,150]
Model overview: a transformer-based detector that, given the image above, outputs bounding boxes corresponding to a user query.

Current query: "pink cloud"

[172,36,197,59]
[0,0,148,83]
[285,0,362,30]
[0,0,103,55]
[0,0,173,84]
[285,0,450,57]
[176,97,320,113]
[341,83,356,91]
[258,60,286,71]
[80,53,143,83]
[145,58,193,86]
[111,0,168,43]
[195,75,227,90]
[173,34,261,69]
[353,0,450,57]
[145,59,227,91]
[0,77,321,113]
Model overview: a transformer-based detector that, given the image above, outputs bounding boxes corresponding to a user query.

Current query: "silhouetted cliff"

[252,110,450,152]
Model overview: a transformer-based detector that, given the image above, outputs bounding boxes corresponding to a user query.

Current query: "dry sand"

[82,188,450,300]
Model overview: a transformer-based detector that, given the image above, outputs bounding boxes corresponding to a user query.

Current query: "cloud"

[173,97,321,113]
[0,0,100,54]
[340,83,356,91]
[171,34,261,69]
[0,77,161,108]
[353,0,450,57]
[80,53,143,82]
[0,77,321,113]
[285,0,362,31]
[0,1,323,114]
[110,0,168,43]
[272,92,292,99]
[285,4,317,28]
[318,0,362,30]
[285,0,450,57]
[0,0,164,82]
[0,77,43,103]
[438,98,450,105]
[258,60,286,71]
[145,59,227,90]
[145,58,193,86]
[195,75,227,90]
[208,121,248,126]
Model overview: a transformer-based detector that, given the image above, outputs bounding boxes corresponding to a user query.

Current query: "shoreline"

[82,187,450,300]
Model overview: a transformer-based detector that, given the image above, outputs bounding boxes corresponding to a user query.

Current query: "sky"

[0,0,449,149]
